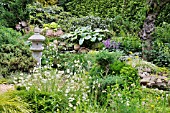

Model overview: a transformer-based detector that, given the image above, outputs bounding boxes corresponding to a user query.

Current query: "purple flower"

[103,39,120,50]
[103,39,111,48]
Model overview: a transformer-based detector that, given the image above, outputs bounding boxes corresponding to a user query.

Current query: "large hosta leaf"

[79,38,84,45]
[91,37,97,42]
[85,35,91,40]
[97,37,102,41]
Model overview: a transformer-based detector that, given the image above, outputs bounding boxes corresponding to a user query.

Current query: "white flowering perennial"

[13,66,91,111]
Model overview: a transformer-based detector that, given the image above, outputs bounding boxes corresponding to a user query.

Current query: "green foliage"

[28,2,73,26]
[112,35,142,53]
[153,22,170,43]
[109,60,126,75]
[0,26,22,46]
[15,89,68,113]
[66,0,147,34]
[95,50,123,68]
[36,0,58,6]
[156,3,170,25]
[0,91,31,113]
[147,40,170,67]
[0,27,36,77]
[0,44,36,77]
[61,26,110,48]
[120,65,139,86]
[0,0,34,28]
[147,23,170,67]
[58,16,113,32]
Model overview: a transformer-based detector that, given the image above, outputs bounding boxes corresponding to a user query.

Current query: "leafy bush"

[153,22,170,43]
[120,65,139,86]
[0,44,36,77]
[58,16,114,32]
[28,2,73,26]
[111,36,142,53]
[147,40,170,67]
[0,26,22,46]
[15,89,68,113]
[0,27,36,77]
[146,23,170,67]
[0,0,34,28]
[66,0,147,34]
[156,4,170,25]
[36,0,58,6]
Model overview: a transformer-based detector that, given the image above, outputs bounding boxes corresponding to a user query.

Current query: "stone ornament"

[28,27,45,66]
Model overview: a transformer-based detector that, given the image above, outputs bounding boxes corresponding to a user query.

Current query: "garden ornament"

[28,27,45,67]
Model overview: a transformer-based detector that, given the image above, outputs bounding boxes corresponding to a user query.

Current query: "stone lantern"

[28,27,45,66]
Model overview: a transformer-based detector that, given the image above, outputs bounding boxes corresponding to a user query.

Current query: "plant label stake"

[28,27,45,67]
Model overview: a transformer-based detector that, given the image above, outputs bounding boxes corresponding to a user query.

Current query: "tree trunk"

[139,0,170,60]
[139,13,157,60]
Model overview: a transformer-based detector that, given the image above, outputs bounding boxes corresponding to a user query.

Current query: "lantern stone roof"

[28,27,45,41]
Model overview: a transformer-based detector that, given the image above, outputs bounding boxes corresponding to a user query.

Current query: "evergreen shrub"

[0,0,34,28]
[0,27,36,77]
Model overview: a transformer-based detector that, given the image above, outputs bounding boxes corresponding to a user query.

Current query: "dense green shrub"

[0,27,22,46]
[146,23,170,67]
[28,2,73,26]
[0,27,36,77]
[89,50,139,104]
[15,89,68,113]
[156,4,170,25]
[0,44,36,76]
[0,0,34,28]
[58,16,113,32]
[36,0,58,6]
[111,36,142,53]
[147,40,170,67]
[153,22,170,43]
[66,0,147,34]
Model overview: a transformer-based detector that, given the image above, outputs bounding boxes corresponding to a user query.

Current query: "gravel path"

[0,84,15,94]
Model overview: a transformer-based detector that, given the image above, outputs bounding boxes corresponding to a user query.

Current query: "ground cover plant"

[1,0,170,113]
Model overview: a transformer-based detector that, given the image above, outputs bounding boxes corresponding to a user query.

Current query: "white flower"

[118,93,121,97]
[65,88,70,93]
[66,69,70,73]
[42,79,47,83]
[68,97,75,102]
[58,71,64,75]
[69,103,73,108]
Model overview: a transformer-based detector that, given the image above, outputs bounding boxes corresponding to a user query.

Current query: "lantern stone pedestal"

[28,27,45,67]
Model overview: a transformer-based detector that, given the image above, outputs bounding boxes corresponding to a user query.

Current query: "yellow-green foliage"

[0,91,31,113]
[36,0,58,6]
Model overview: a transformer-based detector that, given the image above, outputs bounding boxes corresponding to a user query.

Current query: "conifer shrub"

[0,27,36,77]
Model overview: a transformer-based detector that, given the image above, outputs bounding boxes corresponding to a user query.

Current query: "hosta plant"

[60,26,110,48]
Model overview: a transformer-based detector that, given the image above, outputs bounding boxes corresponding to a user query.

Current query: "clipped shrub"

[0,27,36,77]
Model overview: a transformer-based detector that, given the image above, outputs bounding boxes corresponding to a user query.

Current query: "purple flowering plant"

[103,39,120,50]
